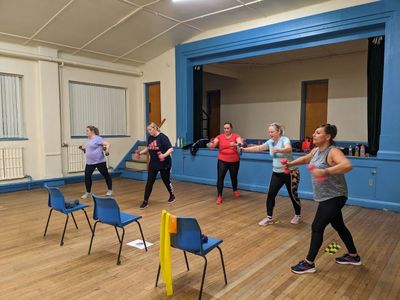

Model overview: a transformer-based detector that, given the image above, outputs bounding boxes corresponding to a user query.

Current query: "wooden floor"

[0,178,399,300]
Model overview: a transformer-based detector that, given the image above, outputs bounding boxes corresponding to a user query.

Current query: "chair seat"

[199,237,223,255]
[119,212,142,227]
[64,203,89,213]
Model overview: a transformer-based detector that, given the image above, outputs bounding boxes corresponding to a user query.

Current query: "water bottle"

[180,137,184,148]
[348,145,353,156]
[360,144,366,157]
[354,145,359,157]
[176,137,180,148]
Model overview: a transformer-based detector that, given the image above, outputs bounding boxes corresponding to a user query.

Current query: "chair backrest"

[171,217,203,254]
[45,185,66,211]
[92,195,121,226]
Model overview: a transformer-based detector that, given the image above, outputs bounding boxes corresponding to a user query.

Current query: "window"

[69,82,128,137]
[0,73,24,138]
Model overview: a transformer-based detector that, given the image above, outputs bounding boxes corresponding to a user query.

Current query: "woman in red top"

[208,122,243,205]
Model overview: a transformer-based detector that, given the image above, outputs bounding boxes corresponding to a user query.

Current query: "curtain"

[0,74,23,138]
[69,82,127,136]
[367,36,385,156]
[193,65,203,142]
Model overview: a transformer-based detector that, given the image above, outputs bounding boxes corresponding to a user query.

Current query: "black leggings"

[217,160,240,196]
[85,162,112,193]
[306,196,357,262]
[266,170,301,217]
[144,168,174,202]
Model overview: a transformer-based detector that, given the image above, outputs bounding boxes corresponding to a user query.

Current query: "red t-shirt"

[216,133,240,162]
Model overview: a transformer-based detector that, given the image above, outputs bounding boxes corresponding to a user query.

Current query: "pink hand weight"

[307,164,326,183]
[135,150,140,159]
[280,158,290,174]
[157,151,165,161]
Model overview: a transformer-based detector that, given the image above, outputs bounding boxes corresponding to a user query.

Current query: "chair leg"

[88,221,99,255]
[71,212,78,229]
[60,215,69,246]
[155,264,161,287]
[217,246,228,285]
[184,251,190,271]
[43,209,53,237]
[199,256,208,300]
[114,226,121,243]
[116,227,125,265]
[82,209,93,233]
[135,220,148,251]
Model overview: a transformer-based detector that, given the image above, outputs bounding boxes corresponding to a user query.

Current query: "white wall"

[140,48,177,144]
[204,51,368,141]
[0,41,142,181]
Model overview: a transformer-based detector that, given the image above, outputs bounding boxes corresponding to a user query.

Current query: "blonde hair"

[147,122,160,132]
[269,122,285,135]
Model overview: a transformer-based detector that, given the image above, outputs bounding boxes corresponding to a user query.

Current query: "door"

[207,90,221,138]
[147,82,161,126]
[302,80,328,139]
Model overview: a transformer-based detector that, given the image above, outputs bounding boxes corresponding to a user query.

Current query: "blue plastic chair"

[88,195,147,265]
[44,185,93,246]
[155,217,227,299]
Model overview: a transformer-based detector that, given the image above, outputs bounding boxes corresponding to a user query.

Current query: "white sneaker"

[258,216,274,226]
[105,190,113,196]
[81,192,91,199]
[291,215,302,224]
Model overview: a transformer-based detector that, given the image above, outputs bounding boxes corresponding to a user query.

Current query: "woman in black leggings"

[81,126,112,199]
[242,123,301,226]
[137,122,175,209]
[207,122,242,205]
[288,124,361,274]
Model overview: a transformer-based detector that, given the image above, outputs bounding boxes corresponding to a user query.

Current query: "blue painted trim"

[0,137,28,141]
[71,135,131,138]
[175,1,394,147]
[0,171,121,193]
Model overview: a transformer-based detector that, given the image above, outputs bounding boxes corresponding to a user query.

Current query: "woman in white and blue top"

[242,123,301,226]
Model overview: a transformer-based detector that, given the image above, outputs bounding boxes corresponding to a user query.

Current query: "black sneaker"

[291,260,316,274]
[335,253,362,265]
[139,201,149,210]
[168,195,176,204]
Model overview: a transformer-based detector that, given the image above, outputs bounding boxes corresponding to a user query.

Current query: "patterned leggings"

[266,170,301,217]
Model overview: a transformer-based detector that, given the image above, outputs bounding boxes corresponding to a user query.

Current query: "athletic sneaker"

[258,216,274,226]
[233,190,240,197]
[81,192,91,199]
[291,215,302,224]
[216,196,222,205]
[139,201,149,210]
[291,260,316,274]
[335,254,362,265]
[105,190,113,196]
[168,195,176,204]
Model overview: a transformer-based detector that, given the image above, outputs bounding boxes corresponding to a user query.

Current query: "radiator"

[0,147,24,180]
[67,145,86,173]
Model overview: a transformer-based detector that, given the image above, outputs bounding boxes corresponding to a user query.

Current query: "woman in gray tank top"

[285,124,361,274]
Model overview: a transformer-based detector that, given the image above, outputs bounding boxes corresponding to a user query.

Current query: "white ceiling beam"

[203,64,240,79]
[112,23,180,63]
[113,1,263,62]
[122,0,202,32]
[0,31,145,64]
[24,0,75,45]
[235,0,267,18]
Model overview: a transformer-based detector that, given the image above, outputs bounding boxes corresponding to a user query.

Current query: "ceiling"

[213,39,368,69]
[0,0,335,66]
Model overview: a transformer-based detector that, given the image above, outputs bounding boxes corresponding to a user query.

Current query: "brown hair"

[86,125,99,135]
[319,124,337,145]
[223,122,233,129]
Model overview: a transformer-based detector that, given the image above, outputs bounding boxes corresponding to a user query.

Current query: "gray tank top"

[310,145,348,202]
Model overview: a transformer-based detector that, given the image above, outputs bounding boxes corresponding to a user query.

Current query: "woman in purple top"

[81,126,113,199]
